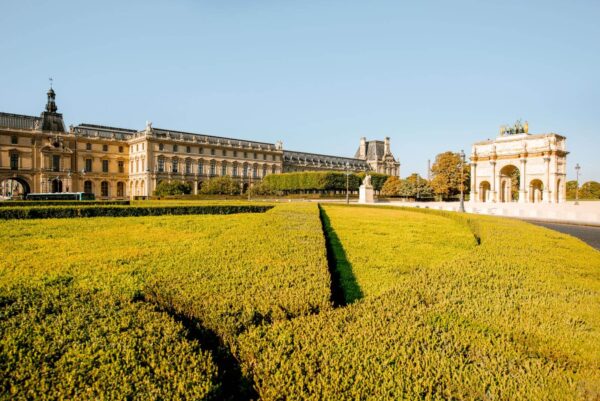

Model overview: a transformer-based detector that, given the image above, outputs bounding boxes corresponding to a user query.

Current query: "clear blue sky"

[1,0,599,181]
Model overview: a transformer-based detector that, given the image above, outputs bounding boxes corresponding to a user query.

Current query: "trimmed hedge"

[261,171,390,193]
[0,200,130,207]
[262,172,361,192]
[0,205,273,220]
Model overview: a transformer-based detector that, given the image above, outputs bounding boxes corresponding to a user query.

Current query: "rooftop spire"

[40,82,65,132]
[45,80,58,113]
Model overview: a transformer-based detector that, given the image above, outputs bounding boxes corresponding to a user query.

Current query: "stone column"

[543,157,551,203]
[519,159,527,203]
[470,162,477,203]
[193,179,198,195]
[490,161,497,202]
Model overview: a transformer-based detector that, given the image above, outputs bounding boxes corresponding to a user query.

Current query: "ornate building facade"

[0,88,401,199]
[470,121,568,204]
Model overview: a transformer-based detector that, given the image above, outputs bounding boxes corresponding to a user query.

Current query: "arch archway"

[479,181,491,202]
[499,165,520,203]
[529,179,544,203]
[0,176,31,199]
[51,178,63,193]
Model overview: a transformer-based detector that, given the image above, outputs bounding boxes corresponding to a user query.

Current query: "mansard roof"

[73,124,135,140]
[0,112,41,130]
[150,127,277,149]
[284,150,369,169]
[354,140,385,160]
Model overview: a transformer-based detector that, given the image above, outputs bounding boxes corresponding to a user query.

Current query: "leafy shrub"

[0,280,218,400]
[262,171,362,193]
[0,200,130,207]
[0,205,272,219]
[200,176,242,195]
[154,180,192,196]
[237,205,600,400]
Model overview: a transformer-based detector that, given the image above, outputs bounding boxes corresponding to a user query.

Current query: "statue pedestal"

[359,184,375,204]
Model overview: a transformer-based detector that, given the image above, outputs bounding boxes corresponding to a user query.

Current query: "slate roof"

[354,140,385,160]
[284,150,369,170]
[0,112,41,130]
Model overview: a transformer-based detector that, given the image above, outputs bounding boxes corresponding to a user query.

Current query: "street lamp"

[459,149,465,212]
[575,163,581,205]
[345,162,351,204]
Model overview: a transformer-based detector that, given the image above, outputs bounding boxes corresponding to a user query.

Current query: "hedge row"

[0,205,273,219]
[261,171,390,193]
[0,200,130,207]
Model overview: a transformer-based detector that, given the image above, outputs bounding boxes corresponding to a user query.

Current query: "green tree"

[154,180,192,196]
[566,180,577,200]
[430,151,470,200]
[580,181,600,199]
[406,173,434,199]
[200,176,241,195]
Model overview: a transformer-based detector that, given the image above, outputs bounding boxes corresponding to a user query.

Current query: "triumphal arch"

[470,121,568,204]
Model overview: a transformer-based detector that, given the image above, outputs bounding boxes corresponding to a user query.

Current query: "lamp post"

[345,162,350,204]
[575,163,581,205]
[459,149,465,212]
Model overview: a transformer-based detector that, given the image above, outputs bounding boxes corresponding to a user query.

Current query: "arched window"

[233,163,238,177]
[221,161,227,176]
[117,182,124,197]
[210,160,216,176]
[243,164,248,178]
[198,159,204,175]
[172,158,179,173]
[262,165,267,177]
[84,180,93,194]
[158,157,165,173]
[101,181,109,197]
[252,164,258,178]
[186,159,192,174]
[272,165,276,174]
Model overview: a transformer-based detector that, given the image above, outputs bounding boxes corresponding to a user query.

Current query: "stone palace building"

[469,121,568,204]
[0,88,400,199]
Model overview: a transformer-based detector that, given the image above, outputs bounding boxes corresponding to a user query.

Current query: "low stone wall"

[382,200,600,226]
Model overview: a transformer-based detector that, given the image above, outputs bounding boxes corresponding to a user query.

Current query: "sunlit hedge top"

[262,171,389,192]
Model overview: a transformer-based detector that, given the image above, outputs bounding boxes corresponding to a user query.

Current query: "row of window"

[84,143,124,153]
[156,143,277,161]
[156,158,275,177]
[8,153,125,174]
[84,159,125,173]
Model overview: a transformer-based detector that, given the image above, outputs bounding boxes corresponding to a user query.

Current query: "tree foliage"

[381,174,433,198]
[430,151,470,199]
[568,180,600,200]
[154,180,192,196]
[200,176,241,195]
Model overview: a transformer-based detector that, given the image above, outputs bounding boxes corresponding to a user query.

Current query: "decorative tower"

[40,85,66,132]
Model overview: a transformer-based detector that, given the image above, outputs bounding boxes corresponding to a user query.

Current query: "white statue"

[363,174,372,187]
[145,120,153,133]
